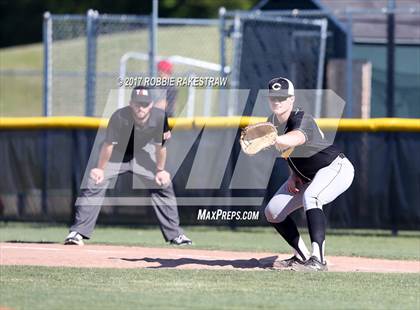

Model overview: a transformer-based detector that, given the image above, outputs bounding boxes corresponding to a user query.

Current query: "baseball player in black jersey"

[264,77,354,271]
[64,86,192,246]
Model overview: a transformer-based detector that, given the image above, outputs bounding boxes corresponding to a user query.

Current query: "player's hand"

[287,174,303,194]
[163,131,172,141]
[90,168,104,184]
[155,170,171,187]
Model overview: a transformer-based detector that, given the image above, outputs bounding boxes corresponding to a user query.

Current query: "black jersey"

[105,106,169,162]
[268,109,341,181]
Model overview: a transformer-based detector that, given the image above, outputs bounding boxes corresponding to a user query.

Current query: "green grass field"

[1,266,419,310]
[0,43,43,116]
[1,223,419,309]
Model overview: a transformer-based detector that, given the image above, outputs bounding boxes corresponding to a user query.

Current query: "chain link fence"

[43,11,339,118]
[44,13,229,117]
[95,14,151,116]
[221,11,328,117]
[1,7,418,118]
[151,19,226,118]
[45,11,151,117]
[48,14,86,116]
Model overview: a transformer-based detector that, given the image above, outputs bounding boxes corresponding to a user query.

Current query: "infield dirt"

[1,242,418,273]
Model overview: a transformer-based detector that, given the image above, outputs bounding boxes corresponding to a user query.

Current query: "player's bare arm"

[90,142,114,184]
[275,130,306,150]
[155,143,171,187]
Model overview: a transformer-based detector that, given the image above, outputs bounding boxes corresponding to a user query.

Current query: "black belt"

[338,153,346,159]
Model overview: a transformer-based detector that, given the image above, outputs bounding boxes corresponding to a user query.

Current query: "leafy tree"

[0,0,258,47]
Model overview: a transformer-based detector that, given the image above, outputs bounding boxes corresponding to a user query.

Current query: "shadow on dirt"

[5,240,57,244]
[110,255,281,269]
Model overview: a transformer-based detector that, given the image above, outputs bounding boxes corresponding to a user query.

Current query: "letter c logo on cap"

[272,83,282,90]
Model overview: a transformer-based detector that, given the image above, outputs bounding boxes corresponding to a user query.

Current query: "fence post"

[41,12,53,219]
[386,0,395,118]
[387,0,397,236]
[219,7,227,81]
[315,18,328,118]
[149,0,158,77]
[229,13,242,116]
[345,11,353,118]
[85,9,98,116]
[218,7,228,116]
[43,12,52,116]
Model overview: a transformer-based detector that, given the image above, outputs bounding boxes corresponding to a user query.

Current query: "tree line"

[0,0,257,47]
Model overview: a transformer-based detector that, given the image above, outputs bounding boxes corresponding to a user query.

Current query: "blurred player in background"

[154,60,178,117]
[264,77,354,271]
[64,86,192,246]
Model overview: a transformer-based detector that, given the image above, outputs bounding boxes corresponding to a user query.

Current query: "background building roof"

[319,0,419,44]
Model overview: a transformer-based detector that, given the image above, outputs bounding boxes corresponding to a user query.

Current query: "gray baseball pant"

[70,160,183,242]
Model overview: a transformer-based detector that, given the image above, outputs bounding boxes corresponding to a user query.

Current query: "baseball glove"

[239,122,278,155]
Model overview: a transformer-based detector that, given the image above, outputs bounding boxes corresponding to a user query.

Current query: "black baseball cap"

[130,86,152,106]
[268,77,295,97]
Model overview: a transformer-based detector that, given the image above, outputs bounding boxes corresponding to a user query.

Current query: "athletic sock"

[306,208,326,263]
[272,216,310,261]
